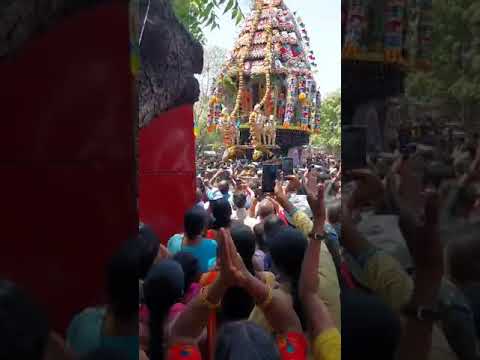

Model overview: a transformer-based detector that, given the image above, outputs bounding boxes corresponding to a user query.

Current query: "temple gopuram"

[208,0,320,160]
[342,0,432,152]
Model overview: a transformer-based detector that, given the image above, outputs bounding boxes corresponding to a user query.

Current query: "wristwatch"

[402,304,442,322]
[309,232,326,242]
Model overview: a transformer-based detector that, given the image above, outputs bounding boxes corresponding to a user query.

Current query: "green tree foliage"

[311,90,341,154]
[172,0,245,43]
[406,0,480,104]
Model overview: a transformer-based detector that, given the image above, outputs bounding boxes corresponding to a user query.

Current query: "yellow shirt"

[313,328,341,360]
[249,208,341,354]
[291,210,341,330]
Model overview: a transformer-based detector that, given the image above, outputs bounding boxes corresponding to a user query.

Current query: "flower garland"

[283,74,297,127]
[230,1,262,120]
[384,0,406,64]
[258,21,273,109]
[302,77,315,129]
[297,75,307,127]
[416,0,432,69]
[249,4,274,149]
[342,0,368,59]
[405,1,420,68]
[313,90,322,133]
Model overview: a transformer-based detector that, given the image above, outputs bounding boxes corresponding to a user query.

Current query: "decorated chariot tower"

[207,0,320,160]
[342,0,433,151]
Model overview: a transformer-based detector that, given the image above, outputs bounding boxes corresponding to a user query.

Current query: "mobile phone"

[262,164,278,193]
[342,126,367,171]
[282,158,294,176]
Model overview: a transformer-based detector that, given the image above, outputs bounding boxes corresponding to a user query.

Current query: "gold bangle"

[258,285,273,309]
[199,286,221,310]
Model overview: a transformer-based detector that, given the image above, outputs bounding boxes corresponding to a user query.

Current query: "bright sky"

[203,0,341,96]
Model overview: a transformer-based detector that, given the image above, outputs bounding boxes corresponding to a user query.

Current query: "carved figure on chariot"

[341,0,433,69]
[207,0,323,159]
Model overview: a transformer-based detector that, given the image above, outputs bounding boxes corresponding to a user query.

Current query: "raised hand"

[285,175,302,193]
[348,169,385,208]
[304,177,325,233]
[414,191,443,287]
[218,228,250,288]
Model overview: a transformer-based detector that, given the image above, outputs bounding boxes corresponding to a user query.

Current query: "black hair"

[106,240,141,321]
[210,198,232,230]
[233,192,247,209]
[0,280,50,360]
[173,252,200,291]
[138,224,160,279]
[263,215,287,247]
[144,261,185,360]
[81,347,130,360]
[184,206,209,239]
[215,321,281,360]
[342,288,401,360]
[268,228,307,330]
[218,180,230,195]
[221,225,256,322]
[230,224,256,274]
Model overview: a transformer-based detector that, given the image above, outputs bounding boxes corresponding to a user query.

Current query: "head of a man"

[218,180,230,195]
[257,199,275,220]
[233,192,247,210]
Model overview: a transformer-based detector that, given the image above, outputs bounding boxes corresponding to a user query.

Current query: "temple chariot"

[342,0,432,152]
[207,0,321,160]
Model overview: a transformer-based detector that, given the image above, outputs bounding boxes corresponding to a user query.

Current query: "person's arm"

[169,275,228,343]
[340,201,371,257]
[209,168,224,186]
[395,193,444,360]
[385,170,421,256]
[441,141,480,224]
[243,272,303,334]
[299,234,336,337]
[274,181,295,214]
[229,167,238,189]
[302,182,341,360]
[223,228,303,334]
[249,196,258,218]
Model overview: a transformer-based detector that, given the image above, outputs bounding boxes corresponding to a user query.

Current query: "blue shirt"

[66,307,138,359]
[167,234,218,273]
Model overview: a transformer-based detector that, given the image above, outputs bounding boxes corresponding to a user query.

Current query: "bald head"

[257,199,275,220]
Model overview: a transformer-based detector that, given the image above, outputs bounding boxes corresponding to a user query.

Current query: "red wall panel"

[0,3,137,331]
[139,105,196,243]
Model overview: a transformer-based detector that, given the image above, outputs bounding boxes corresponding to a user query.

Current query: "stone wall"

[0,0,204,126]
[138,0,203,126]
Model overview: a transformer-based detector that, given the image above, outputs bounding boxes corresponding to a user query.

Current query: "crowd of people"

[341,124,480,360]
[1,133,479,360]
